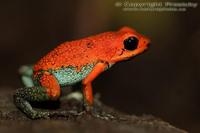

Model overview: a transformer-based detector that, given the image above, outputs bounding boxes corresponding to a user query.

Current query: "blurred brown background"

[0,0,199,132]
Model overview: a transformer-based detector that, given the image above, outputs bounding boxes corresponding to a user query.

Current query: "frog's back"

[33,32,118,72]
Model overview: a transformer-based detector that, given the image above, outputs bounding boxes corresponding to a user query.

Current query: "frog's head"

[112,26,150,62]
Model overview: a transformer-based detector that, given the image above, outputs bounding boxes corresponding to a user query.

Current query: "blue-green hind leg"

[14,87,51,119]
[18,65,34,87]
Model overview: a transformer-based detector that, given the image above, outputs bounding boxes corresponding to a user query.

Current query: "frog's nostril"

[143,40,149,44]
[146,43,151,48]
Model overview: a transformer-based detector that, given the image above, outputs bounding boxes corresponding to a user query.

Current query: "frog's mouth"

[118,49,132,61]
[119,46,149,62]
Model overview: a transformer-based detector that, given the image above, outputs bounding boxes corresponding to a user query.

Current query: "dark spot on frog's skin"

[86,42,94,48]
[119,49,125,56]
[61,65,66,69]
[105,61,110,67]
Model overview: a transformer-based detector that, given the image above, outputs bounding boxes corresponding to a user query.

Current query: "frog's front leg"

[14,72,61,119]
[82,62,108,111]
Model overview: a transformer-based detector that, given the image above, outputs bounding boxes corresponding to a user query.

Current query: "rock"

[0,87,187,133]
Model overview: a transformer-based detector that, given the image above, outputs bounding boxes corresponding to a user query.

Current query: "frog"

[14,26,150,119]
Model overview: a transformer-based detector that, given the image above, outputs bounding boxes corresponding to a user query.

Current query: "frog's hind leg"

[14,87,51,119]
[18,65,34,87]
[14,72,61,119]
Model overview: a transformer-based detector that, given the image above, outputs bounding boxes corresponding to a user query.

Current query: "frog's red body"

[33,32,117,71]
[14,26,150,119]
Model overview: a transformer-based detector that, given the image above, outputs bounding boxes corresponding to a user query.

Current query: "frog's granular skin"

[51,64,95,86]
[33,32,118,71]
[33,26,148,72]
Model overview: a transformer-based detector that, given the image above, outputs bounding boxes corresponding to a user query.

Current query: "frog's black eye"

[123,36,139,50]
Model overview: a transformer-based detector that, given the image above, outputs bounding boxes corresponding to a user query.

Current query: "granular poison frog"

[14,27,150,119]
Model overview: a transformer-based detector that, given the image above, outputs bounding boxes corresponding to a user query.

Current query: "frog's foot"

[14,72,62,119]
[14,87,52,119]
[84,105,116,120]
[91,111,116,120]
[14,83,61,119]
[83,99,116,121]
[47,110,86,118]
[14,95,50,119]
[60,91,83,102]
[18,65,34,87]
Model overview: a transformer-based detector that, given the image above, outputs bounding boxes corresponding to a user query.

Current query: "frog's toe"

[46,110,85,118]
[30,111,50,119]
[91,111,116,120]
